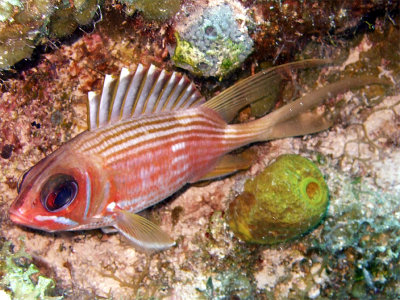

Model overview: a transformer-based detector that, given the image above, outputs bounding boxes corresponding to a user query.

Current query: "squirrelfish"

[9,60,385,251]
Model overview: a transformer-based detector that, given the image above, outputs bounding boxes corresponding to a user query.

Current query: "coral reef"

[48,0,100,38]
[314,171,400,298]
[227,154,329,245]
[0,0,52,70]
[249,1,399,64]
[0,0,99,70]
[0,0,23,22]
[2,0,396,71]
[120,0,181,21]
[170,1,253,78]
[0,1,399,298]
[253,153,400,299]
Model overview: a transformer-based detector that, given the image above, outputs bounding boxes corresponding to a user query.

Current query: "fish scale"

[76,107,238,213]
[10,60,388,251]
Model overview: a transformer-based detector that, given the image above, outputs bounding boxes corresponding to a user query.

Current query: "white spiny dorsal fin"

[110,68,133,122]
[87,91,100,130]
[87,64,205,130]
[98,74,119,127]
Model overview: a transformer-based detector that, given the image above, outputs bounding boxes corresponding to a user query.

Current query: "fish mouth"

[9,209,39,229]
[9,211,51,232]
[9,209,29,225]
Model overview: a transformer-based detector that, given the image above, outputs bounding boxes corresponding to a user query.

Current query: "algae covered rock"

[0,0,100,70]
[120,0,181,21]
[227,154,329,245]
[170,1,253,78]
[0,241,63,299]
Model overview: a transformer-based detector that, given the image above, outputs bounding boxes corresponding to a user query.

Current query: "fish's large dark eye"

[41,174,78,212]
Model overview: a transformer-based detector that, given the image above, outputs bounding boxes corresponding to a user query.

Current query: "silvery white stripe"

[35,215,78,226]
[104,129,224,164]
[80,113,179,151]
[83,172,91,220]
[100,121,225,158]
[171,153,188,164]
[171,142,186,152]
[93,108,222,147]
[117,166,191,210]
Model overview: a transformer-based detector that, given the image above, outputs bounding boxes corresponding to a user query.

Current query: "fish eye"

[40,174,78,212]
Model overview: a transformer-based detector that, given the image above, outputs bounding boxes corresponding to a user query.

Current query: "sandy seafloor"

[0,1,400,299]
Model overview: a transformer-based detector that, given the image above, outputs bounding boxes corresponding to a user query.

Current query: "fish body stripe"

[76,110,255,159]
[106,128,226,212]
[110,133,224,212]
[72,107,260,213]
[76,109,223,152]
[78,108,260,212]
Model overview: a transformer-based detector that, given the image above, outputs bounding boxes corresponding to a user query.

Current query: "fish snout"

[9,208,29,226]
[9,189,41,227]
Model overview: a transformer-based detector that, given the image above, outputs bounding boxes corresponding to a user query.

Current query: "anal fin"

[197,149,257,181]
[114,209,175,252]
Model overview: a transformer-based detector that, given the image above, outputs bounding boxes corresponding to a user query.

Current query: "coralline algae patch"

[170,1,253,78]
[227,154,329,245]
[0,241,62,300]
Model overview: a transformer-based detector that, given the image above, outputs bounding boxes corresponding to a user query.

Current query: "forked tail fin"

[228,76,390,145]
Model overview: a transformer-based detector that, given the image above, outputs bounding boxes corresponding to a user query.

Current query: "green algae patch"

[0,241,63,300]
[123,0,181,21]
[227,154,329,245]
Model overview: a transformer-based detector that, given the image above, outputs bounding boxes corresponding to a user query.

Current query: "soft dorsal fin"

[202,59,332,123]
[87,64,205,130]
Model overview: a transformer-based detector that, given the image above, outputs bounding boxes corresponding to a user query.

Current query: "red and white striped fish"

[9,60,385,251]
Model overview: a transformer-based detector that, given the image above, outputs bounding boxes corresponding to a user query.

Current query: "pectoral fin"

[114,209,175,252]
